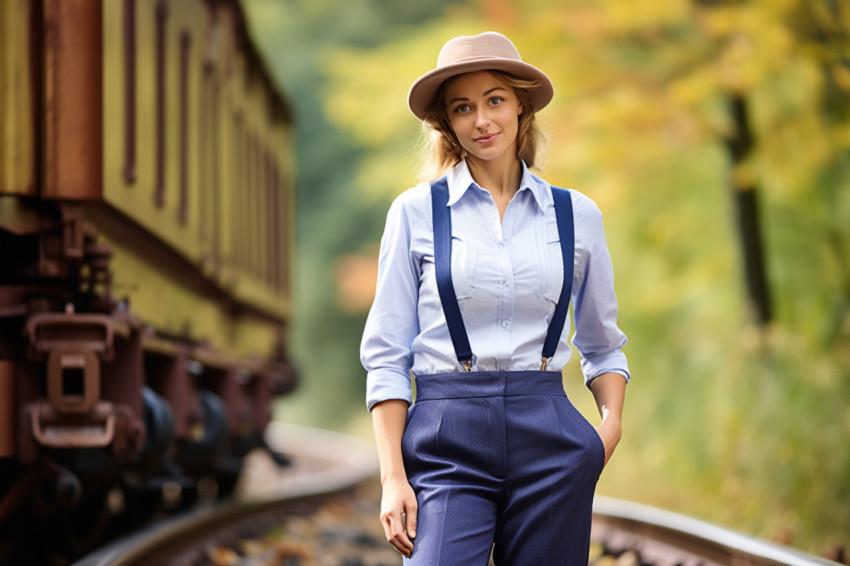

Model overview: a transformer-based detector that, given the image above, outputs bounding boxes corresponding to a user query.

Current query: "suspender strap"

[429,178,575,372]
[430,177,474,370]
[541,187,574,369]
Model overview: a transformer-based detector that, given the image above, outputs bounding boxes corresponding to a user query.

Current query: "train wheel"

[176,389,228,479]
[56,487,112,559]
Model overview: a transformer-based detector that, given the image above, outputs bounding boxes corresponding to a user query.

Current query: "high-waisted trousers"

[400,370,605,566]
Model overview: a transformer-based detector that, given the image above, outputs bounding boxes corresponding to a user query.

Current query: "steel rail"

[72,423,379,566]
[592,495,843,566]
[73,424,842,566]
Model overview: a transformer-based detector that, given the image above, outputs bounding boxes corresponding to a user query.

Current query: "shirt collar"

[445,160,551,212]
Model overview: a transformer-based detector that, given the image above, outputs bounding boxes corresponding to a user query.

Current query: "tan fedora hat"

[408,32,554,120]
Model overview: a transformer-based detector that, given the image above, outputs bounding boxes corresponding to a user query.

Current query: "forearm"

[371,399,417,556]
[589,372,626,423]
[371,399,410,483]
[589,372,627,465]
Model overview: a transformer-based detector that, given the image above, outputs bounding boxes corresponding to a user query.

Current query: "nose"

[474,107,490,129]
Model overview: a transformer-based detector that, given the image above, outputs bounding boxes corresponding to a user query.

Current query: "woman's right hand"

[380,476,418,558]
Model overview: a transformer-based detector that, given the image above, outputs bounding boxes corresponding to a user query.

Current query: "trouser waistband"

[413,370,566,401]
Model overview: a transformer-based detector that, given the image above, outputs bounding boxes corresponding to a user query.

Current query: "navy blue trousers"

[401,371,604,566]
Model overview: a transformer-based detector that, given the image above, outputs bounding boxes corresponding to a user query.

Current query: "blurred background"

[241,0,849,557]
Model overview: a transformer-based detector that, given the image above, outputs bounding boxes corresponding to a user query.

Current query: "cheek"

[447,114,467,134]
[448,118,473,148]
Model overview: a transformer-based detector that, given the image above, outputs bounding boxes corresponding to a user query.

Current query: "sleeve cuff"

[366,369,413,411]
[581,350,630,387]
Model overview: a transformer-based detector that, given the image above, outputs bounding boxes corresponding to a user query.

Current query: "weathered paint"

[42,0,103,199]
[0,362,15,457]
[0,0,36,196]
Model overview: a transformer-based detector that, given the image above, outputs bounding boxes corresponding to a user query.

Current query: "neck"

[467,155,522,199]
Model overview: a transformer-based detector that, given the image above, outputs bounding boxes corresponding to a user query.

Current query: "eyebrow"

[448,86,508,105]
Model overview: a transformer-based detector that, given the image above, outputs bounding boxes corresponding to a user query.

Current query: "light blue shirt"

[361,160,629,410]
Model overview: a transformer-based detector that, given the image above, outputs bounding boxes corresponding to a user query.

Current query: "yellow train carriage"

[0,0,297,560]
[98,0,294,355]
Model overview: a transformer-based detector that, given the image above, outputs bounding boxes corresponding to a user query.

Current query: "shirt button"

[501,320,510,328]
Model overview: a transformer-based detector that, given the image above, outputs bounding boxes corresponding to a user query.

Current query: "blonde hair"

[417,70,547,181]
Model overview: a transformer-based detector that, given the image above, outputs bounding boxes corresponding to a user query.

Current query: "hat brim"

[408,57,554,120]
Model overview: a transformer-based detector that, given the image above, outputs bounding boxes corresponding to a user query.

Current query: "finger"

[394,517,414,556]
[406,502,418,540]
[385,513,414,557]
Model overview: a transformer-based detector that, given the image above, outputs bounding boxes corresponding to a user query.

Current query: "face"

[444,71,523,165]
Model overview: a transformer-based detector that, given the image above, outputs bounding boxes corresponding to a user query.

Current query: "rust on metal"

[122,0,137,184]
[249,133,259,277]
[269,158,282,291]
[211,71,222,272]
[46,348,100,414]
[21,309,147,457]
[256,139,266,282]
[153,0,168,207]
[0,0,37,196]
[27,400,115,449]
[41,0,103,199]
[21,398,144,458]
[267,359,297,397]
[198,63,210,242]
[248,373,271,433]
[0,361,15,457]
[204,366,249,436]
[25,309,114,359]
[279,174,292,298]
[145,343,191,439]
[230,112,243,269]
[101,323,144,426]
[178,29,191,224]
[265,151,275,288]
[60,203,85,259]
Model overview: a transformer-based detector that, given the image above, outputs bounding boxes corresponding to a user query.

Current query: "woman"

[360,32,630,565]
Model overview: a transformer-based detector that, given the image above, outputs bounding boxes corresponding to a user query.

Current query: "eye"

[452,103,471,114]
[489,96,504,106]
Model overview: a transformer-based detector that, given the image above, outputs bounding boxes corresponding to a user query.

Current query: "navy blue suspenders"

[431,178,475,370]
[430,177,575,372]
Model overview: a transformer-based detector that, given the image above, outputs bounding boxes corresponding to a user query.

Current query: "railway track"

[72,423,382,566]
[591,497,843,566]
[72,424,843,566]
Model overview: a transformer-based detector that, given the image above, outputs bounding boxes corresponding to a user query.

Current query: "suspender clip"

[540,357,552,371]
[462,359,472,372]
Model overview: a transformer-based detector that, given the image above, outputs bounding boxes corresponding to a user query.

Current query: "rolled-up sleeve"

[360,195,421,410]
[571,200,630,386]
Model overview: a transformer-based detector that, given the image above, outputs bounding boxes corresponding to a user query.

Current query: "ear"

[518,103,524,116]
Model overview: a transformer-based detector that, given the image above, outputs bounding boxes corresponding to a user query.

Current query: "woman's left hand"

[594,410,622,468]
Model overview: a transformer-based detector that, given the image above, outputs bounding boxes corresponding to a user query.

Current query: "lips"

[474,132,499,144]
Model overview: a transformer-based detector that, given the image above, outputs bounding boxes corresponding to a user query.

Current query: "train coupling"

[18,307,145,462]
